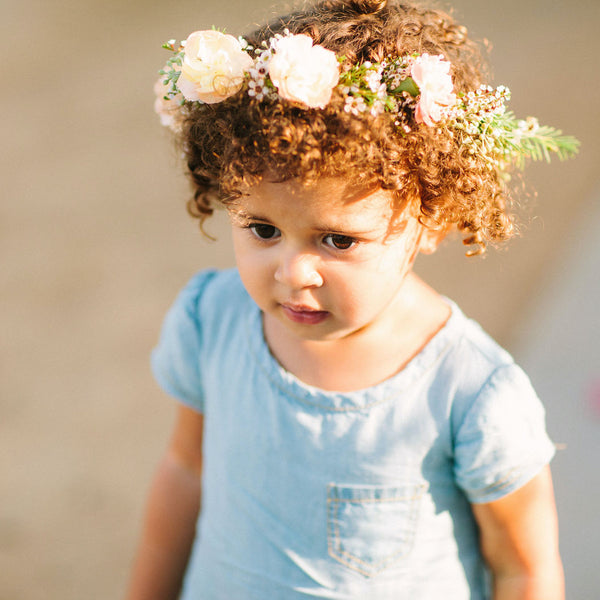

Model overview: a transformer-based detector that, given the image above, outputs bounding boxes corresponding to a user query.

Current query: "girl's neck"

[263,273,450,392]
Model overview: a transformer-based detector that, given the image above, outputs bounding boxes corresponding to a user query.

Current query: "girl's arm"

[471,465,564,600]
[125,405,204,600]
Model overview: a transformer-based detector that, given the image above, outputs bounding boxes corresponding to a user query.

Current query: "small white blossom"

[365,69,382,93]
[370,100,385,117]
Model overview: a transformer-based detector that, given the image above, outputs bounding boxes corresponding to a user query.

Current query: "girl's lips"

[281,304,329,325]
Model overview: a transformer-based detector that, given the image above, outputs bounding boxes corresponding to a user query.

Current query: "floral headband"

[154,29,578,172]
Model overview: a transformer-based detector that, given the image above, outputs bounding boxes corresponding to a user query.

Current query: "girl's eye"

[323,234,357,250]
[249,223,280,240]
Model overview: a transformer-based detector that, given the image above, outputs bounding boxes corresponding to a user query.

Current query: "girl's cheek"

[370,244,411,273]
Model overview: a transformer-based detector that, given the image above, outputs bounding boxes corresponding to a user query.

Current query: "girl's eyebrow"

[312,224,377,236]
[313,215,390,235]
[229,208,273,223]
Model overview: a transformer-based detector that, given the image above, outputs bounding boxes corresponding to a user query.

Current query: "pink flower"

[411,54,456,126]
[268,34,339,109]
[154,72,183,131]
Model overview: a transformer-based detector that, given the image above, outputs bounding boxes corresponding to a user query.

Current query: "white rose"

[177,30,253,103]
[268,34,339,109]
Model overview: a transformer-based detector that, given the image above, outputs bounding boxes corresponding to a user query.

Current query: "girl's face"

[229,178,433,346]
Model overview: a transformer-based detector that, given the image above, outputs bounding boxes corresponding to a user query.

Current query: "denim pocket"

[327,483,425,577]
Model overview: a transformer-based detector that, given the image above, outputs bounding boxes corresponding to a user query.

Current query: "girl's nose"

[274,249,323,289]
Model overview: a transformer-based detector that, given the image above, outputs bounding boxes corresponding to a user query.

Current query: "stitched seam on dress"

[328,495,375,577]
[468,458,552,502]
[326,485,425,576]
[329,499,414,575]
[329,495,421,503]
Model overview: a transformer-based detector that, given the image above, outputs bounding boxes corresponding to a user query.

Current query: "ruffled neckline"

[244,296,463,412]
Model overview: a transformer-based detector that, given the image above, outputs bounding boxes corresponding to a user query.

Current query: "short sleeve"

[150,270,217,413]
[453,364,556,504]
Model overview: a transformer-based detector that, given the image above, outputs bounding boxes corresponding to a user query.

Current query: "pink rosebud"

[154,73,184,131]
[411,54,456,126]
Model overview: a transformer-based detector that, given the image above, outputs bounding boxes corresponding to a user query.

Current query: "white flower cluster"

[342,61,388,117]
[247,48,272,102]
[448,86,515,166]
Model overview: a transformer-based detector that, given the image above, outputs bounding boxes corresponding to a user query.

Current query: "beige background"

[1,0,598,598]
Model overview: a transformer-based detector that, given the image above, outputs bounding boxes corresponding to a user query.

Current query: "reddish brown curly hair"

[178,0,515,254]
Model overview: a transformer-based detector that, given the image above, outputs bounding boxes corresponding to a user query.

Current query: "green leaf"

[391,77,419,97]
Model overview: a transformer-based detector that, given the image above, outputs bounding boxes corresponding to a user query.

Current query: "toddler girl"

[127,1,578,598]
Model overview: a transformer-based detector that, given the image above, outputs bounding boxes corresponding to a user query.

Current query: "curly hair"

[180,0,515,254]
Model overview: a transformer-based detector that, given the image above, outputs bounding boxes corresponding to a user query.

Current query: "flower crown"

[154,29,579,173]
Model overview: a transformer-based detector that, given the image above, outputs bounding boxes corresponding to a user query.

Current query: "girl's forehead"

[241,177,397,210]
[231,177,415,231]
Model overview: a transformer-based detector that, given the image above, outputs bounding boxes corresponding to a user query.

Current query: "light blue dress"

[151,268,556,600]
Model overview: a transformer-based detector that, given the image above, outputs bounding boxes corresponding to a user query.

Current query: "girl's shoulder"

[449,303,514,368]
[160,268,253,354]
[438,300,538,405]
[173,267,248,316]
[179,266,242,297]
[151,268,251,410]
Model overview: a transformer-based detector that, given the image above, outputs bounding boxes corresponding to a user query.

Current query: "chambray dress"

[151,268,555,600]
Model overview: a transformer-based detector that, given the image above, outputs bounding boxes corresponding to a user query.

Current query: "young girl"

[127,1,578,598]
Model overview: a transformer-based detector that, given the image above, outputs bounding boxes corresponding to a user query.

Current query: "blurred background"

[1,0,598,597]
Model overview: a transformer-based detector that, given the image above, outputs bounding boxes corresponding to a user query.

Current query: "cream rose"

[177,30,253,103]
[268,34,339,109]
[411,54,456,126]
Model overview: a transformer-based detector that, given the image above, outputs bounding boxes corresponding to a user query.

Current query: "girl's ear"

[418,225,450,255]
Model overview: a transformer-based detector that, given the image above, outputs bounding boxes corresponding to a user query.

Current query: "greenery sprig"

[445,86,579,173]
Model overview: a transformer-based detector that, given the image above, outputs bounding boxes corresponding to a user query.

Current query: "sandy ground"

[1,0,598,598]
